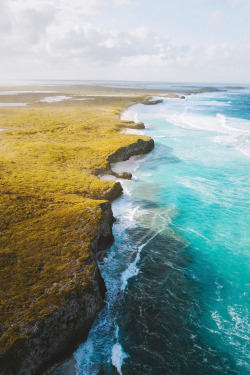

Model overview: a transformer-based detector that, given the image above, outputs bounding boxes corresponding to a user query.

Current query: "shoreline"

[1,90,182,375]
[0,92,154,375]
[48,101,156,375]
[3,98,156,375]
[1,130,154,375]
[1,88,189,375]
[2,85,248,374]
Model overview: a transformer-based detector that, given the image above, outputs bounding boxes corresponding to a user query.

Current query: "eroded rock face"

[108,138,154,164]
[97,138,154,184]
[95,202,116,250]
[0,203,115,375]
[96,181,123,201]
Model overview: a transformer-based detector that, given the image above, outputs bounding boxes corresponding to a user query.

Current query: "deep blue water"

[74,88,250,374]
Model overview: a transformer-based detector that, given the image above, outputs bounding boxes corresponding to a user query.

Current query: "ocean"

[74,86,250,374]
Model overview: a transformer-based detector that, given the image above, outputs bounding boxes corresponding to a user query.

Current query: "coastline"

[94,88,250,375]
[0,90,157,375]
[48,103,156,375]
[2,83,249,374]
[70,97,169,375]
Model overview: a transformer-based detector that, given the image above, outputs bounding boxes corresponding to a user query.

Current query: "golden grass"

[0,93,149,356]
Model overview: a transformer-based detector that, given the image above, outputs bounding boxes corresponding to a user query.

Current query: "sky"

[0,0,250,83]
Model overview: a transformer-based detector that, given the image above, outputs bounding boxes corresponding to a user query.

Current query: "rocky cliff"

[0,135,154,375]
[0,202,114,375]
[95,137,154,199]
[107,138,154,164]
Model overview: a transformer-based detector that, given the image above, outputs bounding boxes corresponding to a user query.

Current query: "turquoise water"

[74,88,250,374]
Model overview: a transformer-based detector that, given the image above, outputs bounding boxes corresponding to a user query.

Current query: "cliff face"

[108,138,154,164]
[95,181,123,201]
[0,202,114,375]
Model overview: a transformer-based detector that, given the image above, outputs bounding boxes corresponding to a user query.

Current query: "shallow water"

[74,88,250,374]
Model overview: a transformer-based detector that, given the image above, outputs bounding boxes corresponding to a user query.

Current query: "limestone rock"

[113,171,132,180]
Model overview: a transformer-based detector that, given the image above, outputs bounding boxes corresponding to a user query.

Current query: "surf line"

[121,227,164,291]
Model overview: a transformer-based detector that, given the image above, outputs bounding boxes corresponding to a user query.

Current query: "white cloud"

[0,0,249,83]
[113,0,131,6]
[0,1,13,33]
[48,25,167,63]
[19,7,55,44]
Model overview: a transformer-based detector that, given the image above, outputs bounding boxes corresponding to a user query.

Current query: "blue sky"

[97,0,249,45]
[0,0,249,83]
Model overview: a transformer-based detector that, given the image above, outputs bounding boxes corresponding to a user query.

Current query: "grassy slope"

[0,91,149,357]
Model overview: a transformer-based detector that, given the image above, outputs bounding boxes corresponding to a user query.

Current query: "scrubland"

[0,90,150,358]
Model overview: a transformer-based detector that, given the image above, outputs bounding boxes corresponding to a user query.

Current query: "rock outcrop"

[142,98,163,105]
[108,138,154,164]
[96,137,154,183]
[95,181,123,201]
[112,171,132,180]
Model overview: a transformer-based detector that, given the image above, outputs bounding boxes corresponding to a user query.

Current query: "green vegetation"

[0,92,150,357]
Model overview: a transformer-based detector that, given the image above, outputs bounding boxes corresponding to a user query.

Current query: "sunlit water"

[74,88,250,374]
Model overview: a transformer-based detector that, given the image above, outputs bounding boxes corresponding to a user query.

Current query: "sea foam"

[162,109,250,157]
[111,326,129,375]
[121,229,163,291]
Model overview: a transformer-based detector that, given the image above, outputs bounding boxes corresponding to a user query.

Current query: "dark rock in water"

[113,171,132,180]
[180,96,185,99]
[142,98,163,105]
